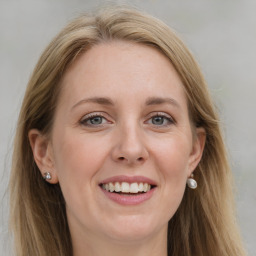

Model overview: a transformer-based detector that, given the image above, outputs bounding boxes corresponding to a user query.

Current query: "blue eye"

[88,116,104,125]
[80,114,108,127]
[147,113,174,127]
[151,116,165,125]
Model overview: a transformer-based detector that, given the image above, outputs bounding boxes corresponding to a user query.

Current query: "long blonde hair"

[9,5,246,256]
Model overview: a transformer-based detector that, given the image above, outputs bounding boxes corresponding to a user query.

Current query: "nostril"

[119,157,125,160]
[137,157,143,161]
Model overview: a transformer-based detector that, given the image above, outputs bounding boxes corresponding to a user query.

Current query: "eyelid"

[146,111,175,121]
[79,112,113,126]
[145,111,176,126]
[81,112,105,119]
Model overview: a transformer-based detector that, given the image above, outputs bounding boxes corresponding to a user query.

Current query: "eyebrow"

[71,97,114,111]
[71,96,181,111]
[145,97,181,108]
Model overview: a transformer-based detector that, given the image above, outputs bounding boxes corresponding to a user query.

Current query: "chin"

[102,215,165,243]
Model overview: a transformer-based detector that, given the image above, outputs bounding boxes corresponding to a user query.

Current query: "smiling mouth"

[100,182,156,195]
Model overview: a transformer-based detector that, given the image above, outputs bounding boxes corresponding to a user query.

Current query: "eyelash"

[145,112,175,127]
[79,112,111,127]
[79,112,175,128]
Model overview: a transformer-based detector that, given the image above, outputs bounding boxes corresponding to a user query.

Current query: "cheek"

[153,135,191,176]
[151,135,191,213]
[52,132,109,193]
[51,132,113,225]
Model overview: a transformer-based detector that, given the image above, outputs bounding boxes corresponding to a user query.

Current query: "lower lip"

[100,187,156,205]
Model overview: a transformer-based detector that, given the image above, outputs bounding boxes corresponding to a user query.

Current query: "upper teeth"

[102,182,151,193]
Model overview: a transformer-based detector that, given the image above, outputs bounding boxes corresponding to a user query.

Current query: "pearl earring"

[43,172,52,181]
[187,174,197,189]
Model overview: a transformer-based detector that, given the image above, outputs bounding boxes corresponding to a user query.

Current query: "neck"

[71,226,168,256]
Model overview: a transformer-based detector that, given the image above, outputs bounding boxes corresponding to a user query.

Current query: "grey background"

[0,0,255,255]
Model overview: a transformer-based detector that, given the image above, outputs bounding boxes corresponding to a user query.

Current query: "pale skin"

[29,41,205,256]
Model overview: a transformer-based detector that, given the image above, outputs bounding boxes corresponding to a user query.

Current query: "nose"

[111,124,149,165]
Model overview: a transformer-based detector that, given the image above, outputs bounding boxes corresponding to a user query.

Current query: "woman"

[9,5,246,256]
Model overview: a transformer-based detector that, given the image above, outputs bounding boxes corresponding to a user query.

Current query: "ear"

[28,129,59,184]
[188,127,206,176]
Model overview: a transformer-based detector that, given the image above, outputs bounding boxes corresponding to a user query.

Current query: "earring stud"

[187,174,197,189]
[43,172,52,181]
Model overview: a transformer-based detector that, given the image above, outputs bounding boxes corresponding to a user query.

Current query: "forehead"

[58,41,187,109]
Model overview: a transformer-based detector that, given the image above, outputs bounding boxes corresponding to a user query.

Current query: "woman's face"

[37,41,204,244]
